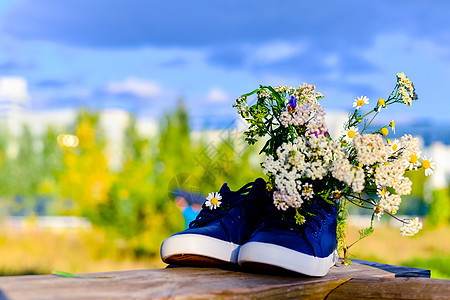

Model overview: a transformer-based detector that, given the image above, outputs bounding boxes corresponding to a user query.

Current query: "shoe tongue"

[217,183,241,205]
[251,178,267,196]
[219,183,231,194]
[245,178,270,208]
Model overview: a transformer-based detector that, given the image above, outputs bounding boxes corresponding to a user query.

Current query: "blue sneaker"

[238,200,338,276]
[160,178,271,266]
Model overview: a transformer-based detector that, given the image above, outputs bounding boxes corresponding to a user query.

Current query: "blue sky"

[1,0,450,128]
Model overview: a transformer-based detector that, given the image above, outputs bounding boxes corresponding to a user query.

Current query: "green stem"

[361,110,380,134]
[347,198,372,209]
[383,210,408,224]
[360,109,375,119]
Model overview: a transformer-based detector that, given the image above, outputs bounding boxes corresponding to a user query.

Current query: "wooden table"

[0,260,448,299]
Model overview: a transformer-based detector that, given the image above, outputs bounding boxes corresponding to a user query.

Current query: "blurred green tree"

[428,188,450,226]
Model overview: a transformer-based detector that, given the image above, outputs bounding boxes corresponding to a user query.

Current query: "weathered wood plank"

[352,259,431,278]
[0,261,435,300]
[327,277,450,300]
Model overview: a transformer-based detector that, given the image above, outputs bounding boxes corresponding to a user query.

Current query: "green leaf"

[260,139,271,154]
[264,86,285,107]
[52,270,78,278]
[241,88,260,97]
[52,270,114,279]
[358,226,374,240]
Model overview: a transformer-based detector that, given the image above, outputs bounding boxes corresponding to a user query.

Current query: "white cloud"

[206,86,229,103]
[251,41,307,64]
[0,76,30,104]
[106,77,162,98]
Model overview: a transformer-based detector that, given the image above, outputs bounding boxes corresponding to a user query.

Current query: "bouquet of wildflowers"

[233,73,434,262]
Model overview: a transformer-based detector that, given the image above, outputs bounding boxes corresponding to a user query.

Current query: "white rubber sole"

[238,241,337,276]
[160,234,240,264]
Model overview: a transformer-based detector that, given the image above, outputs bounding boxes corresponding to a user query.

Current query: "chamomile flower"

[342,126,359,144]
[421,156,436,176]
[390,139,400,153]
[353,96,369,110]
[377,186,389,198]
[205,192,222,210]
[405,151,422,171]
[390,120,396,134]
[376,98,386,111]
[332,190,342,199]
[347,127,358,139]
[373,205,383,221]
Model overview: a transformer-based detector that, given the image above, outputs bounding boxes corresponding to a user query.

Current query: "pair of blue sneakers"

[160,178,338,276]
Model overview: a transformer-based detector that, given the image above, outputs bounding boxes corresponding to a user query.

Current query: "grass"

[346,223,450,279]
[0,221,449,278]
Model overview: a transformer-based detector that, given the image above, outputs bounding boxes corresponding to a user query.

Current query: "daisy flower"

[389,139,400,153]
[347,127,358,139]
[342,126,359,144]
[421,156,436,176]
[353,96,369,110]
[205,192,222,210]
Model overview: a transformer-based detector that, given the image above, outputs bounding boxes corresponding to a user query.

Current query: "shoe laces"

[267,200,335,235]
[304,201,334,237]
[188,181,255,228]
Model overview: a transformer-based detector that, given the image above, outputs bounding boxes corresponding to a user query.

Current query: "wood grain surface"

[0,261,443,300]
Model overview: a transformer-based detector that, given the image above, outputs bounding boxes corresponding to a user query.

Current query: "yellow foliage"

[0,226,164,275]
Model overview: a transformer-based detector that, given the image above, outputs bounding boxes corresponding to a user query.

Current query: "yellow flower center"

[392,144,398,151]
[211,197,219,205]
[384,161,388,166]
[333,190,342,199]
[422,160,431,169]
[378,98,385,106]
[381,127,389,136]
[358,163,363,168]
[357,99,365,107]
[410,154,418,164]
[392,209,397,215]
[375,205,381,214]
[390,120,395,128]
[348,130,356,138]
[381,187,387,196]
